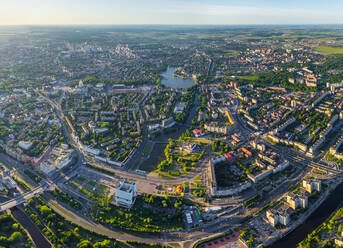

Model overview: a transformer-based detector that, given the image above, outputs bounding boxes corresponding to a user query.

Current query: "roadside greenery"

[0,213,33,248]
[25,197,120,248]
[91,194,185,233]
[298,207,343,248]
[86,163,115,176]
[50,189,83,211]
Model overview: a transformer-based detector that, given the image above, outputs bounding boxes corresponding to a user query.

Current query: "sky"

[1,0,343,25]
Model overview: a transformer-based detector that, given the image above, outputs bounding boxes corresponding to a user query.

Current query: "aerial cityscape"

[1,1,343,248]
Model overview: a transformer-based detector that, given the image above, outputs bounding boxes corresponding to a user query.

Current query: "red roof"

[193,129,203,135]
[224,152,236,162]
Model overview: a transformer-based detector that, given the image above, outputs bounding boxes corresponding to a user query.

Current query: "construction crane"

[225,111,235,125]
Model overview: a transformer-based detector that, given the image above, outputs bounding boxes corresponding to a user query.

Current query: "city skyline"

[1,0,343,25]
[0,10,343,248]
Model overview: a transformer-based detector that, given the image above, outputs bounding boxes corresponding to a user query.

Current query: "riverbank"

[11,207,52,248]
[190,177,343,248]
[267,177,343,247]
[0,195,51,248]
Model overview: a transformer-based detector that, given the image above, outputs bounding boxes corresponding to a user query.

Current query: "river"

[0,196,51,248]
[139,67,197,171]
[160,67,195,89]
[269,181,343,248]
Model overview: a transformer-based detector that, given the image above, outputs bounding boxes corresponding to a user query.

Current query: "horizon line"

[1,23,343,26]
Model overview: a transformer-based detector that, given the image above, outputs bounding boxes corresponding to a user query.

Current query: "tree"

[39,205,52,217]
[338,224,343,234]
[212,141,218,152]
[8,232,23,242]
[77,240,93,248]
[94,240,112,248]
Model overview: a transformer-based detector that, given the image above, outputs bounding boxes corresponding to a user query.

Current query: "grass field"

[240,75,259,81]
[225,49,240,55]
[314,46,343,54]
[312,37,337,42]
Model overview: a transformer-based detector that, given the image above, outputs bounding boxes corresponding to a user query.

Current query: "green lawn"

[78,176,86,182]
[142,141,153,157]
[240,75,259,81]
[88,180,97,187]
[97,184,108,192]
[314,46,343,54]
[92,195,185,233]
[225,49,240,56]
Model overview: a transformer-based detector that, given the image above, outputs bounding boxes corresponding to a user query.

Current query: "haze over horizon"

[1,0,343,25]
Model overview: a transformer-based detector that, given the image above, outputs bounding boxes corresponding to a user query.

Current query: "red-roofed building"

[193,129,204,138]
[240,147,252,158]
[224,152,237,163]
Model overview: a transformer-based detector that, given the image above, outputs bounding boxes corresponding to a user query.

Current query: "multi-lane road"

[5,89,340,248]
[0,185,47,212]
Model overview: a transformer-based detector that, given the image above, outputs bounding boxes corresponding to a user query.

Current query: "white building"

[204,123,229,135]
[266,208,290,227]
[55,154,73,169]
[94,127,109,135]
[18,141,33,151]
[162,117,176,128]
[248,169,273,183]
[82,146,100,156]
[185,212,193,224]
[40,162,56,176]
[2,176,17,189]
[286,192,308,210]
[148,124,161,132]
[303,179,321,194]
[115,182,136,208]
[271,160,290,174]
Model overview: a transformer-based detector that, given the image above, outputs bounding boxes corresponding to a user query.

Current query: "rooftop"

[118,182,135,193]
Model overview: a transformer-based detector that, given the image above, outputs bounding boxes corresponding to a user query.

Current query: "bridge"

[266,142,343,175]
[0,185,47,212]
[285,152,343,175]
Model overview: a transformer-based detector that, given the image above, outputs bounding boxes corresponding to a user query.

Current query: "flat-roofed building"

[2,176,17,190]
[248,169,272,183]
[204,123,229,135]
[82,146,100,156]
[303,178,321,194]
[162,117,176,128]
[115,182,136,208]
[266,207,290,227]
[40,162,56,176]
[18,141,33,151]
[286,192,308,210]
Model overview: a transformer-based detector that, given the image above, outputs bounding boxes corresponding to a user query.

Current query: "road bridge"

[285,153,343,175]
[0,185,47,212]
